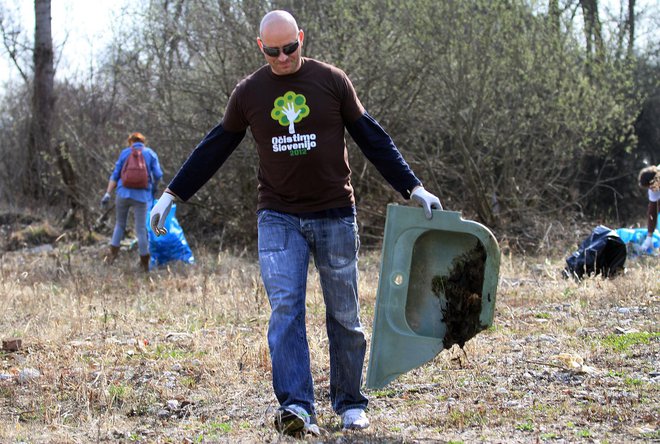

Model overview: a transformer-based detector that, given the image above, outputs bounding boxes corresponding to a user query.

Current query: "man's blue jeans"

[257,209,368,416]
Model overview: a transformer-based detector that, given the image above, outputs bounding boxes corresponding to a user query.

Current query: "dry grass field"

[0,219,658,443]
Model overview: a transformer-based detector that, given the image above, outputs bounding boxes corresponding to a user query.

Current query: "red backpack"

[121,145,149,189]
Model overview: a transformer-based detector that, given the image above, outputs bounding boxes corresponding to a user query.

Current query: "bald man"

[151,10,442,436]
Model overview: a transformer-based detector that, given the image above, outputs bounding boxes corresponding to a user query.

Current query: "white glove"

[641,235,654,251]
[150,192,175,236]
[411,186,443,219]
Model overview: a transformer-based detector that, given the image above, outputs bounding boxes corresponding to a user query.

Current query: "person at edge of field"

[149,10,442,437]
[638,164,660,252]
[101,132,163,272]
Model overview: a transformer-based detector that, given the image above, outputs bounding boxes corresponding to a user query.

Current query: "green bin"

[365,204,500,389]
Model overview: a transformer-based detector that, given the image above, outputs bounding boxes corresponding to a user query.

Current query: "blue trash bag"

[146,201,195,267]
[564,225,626,279]
[616,227,660,255]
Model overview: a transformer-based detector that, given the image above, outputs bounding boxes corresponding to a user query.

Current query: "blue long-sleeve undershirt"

[346,112,421,199]
[168,123,245,201]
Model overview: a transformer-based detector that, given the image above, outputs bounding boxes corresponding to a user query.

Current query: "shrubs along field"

[0,239,658,443]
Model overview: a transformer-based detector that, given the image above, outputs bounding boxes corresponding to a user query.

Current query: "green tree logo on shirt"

[271,91,310,134]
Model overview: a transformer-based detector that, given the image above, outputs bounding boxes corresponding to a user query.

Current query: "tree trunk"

[27,0,55,198]
[548,0,560,37]
[627,0,635,58]
[579,0,604,69]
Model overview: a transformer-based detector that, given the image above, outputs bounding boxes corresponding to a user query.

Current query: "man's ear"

[299,29,304,46]
[256,37,263,50]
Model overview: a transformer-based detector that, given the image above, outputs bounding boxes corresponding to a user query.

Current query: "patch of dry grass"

[0,240,658,443]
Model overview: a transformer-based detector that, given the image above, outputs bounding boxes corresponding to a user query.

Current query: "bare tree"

[26,0,55,198]
[0,2,30,82]
[549,0,561,37]
[580,0,605,67]
[627,0,636,58]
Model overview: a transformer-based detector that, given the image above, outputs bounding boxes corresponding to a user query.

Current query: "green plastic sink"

[365,204,500,389]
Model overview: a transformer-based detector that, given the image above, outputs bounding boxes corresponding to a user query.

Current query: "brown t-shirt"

[221,58,365,213]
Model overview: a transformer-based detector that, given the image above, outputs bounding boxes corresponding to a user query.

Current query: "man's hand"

[100,192,111,208]
[150,193,175,236]
[641,235,654,252]
[411,186,442,219]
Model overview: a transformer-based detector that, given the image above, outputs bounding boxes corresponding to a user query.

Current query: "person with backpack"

[149,10,441,436]
[101,132,163,271]
[638,164,660,253]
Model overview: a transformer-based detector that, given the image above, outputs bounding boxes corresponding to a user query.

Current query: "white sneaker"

[341,408,370,431]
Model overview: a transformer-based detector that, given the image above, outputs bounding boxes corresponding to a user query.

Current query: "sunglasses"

[261,40,299,57]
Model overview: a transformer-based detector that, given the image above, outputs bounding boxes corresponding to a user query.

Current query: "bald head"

[257,10,304,75]
[260,10,299,37]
